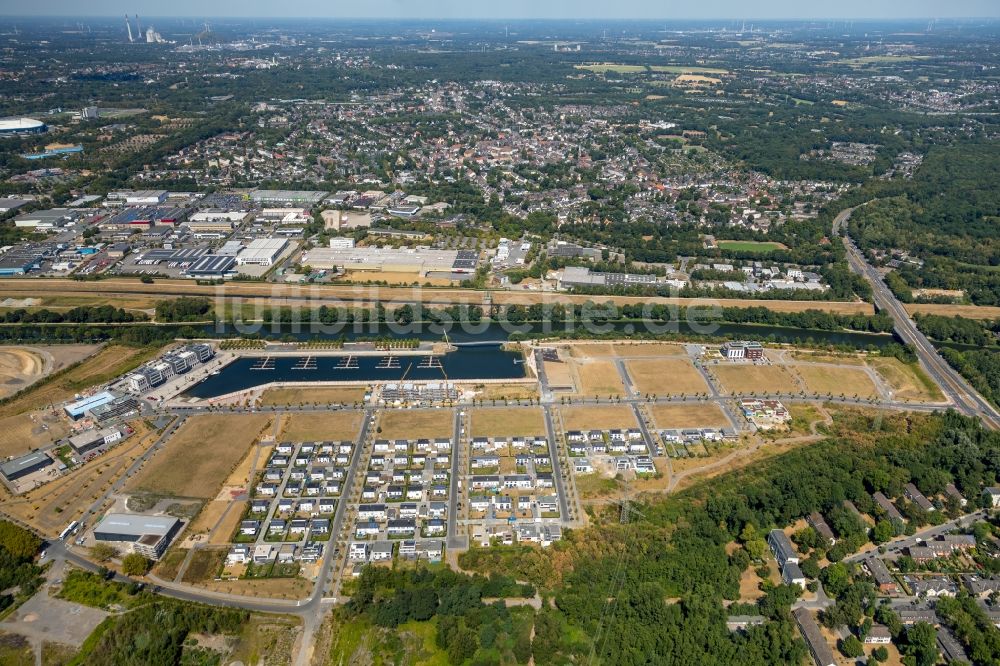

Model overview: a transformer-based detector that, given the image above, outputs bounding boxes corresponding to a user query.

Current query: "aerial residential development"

[2,6,1000,666]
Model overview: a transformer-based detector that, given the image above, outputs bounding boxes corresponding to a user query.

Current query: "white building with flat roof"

[236,238,288,266]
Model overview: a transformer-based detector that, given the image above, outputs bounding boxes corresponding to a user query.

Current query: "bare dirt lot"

[261,386,366,406]
[128,414,270,499]
[711,364,797,395]
[0,348,47,400]
[560,405,637,430]
[0,345,154,457]
[470,408,546,438]
[4,419,159,536]
[649,403,731,429]
[464,382,539,401]
[379,409,453,439]
[626,359,709,395]
[279,412,364,441]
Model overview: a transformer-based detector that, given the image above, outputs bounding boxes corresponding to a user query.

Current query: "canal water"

[185,345,527,399]
[184,320,899,399]
[204,319,896,348]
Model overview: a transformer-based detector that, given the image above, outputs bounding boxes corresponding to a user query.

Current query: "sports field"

[626,359,708,395]
[470,408,545,438]
[560,405,637,430]
[280,412,364,441]
[649,403,730,429]
[128,414,270,499]
[379,409,453,439]
[716,240,787,252]
[712,364,796,395]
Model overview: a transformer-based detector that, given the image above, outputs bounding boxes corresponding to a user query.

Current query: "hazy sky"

[5,1,1000,19]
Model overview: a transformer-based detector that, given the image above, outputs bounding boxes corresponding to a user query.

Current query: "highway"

[834,206,1000,430]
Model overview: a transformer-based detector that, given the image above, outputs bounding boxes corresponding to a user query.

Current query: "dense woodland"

[847,143,1000,305]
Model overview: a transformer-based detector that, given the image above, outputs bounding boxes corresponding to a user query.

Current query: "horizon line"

[1,15,998,21]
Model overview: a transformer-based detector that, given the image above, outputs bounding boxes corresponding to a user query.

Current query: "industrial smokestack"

[136,14,142,36]
[125,14,133,43]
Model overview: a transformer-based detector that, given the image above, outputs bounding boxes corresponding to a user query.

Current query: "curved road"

[834,206,1000,429]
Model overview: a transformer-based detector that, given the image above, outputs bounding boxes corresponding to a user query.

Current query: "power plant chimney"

[125,14,133,43]
[136,14,142,36]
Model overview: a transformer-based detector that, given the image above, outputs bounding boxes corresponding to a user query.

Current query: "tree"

[0,522,41,560]
[872,520,895,544]
[90,543,117,562]
[903,622,939,666]
[840,635,864,658]
[121,553,150,576]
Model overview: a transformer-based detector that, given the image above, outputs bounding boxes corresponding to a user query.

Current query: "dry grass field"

[192,576,312,600]
[0,278,876,316]
[907,303,1000,320]
[210,501,247,545]
[712,364,797,395]
[793,366,879,399]
[567,343,616,358]
[279,412,363,441]
[464,382,539,401]
[339,270,457,287]
[649,403,730,429]
[0,410,70,459]
[786,351,866,366]
[611,343,687,357]
[379,409,453,439]
[185,501,229,539]
[260,386,366,406]
[626,359,709,395]
[869,358,946,403]
[470,408,545,437]
[4,419,159,536]
[574,360,625,397]
[560,405,637,430]
[128,414,270,499]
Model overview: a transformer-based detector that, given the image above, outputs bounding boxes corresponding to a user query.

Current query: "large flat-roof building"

[236,238,288,266]
[183,254,237,279]
[250,190,327,207]
[0,451,52,482]
[302,246,473,276]
[93,513,181,560]
[68,426,123,456]
[64,391,116,419]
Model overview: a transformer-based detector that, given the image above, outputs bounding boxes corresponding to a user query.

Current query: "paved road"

[835,206,1000,430]
[447,409,467,550]
[541,406,571,519]
[845,509,987,564]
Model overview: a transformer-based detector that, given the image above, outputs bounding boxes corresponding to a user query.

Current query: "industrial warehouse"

[92,512,182,559]
[301,246,479,277]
